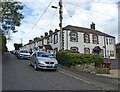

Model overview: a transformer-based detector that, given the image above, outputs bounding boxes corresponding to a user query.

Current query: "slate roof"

[63,25,115,38]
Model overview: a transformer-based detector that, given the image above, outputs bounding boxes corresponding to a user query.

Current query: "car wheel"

[34,63,38,71]
[29,61,31,66]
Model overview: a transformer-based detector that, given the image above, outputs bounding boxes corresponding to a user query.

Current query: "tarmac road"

[2,52,119,91]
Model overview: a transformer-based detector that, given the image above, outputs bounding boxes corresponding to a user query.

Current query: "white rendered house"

[22,23,116,59]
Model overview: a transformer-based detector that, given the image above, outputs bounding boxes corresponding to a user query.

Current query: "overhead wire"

[22,0,118,44]
[21,0,54,40]
[63,2,90,26]
[63,1,117,27]
[42,0,59,32]
[49,0,59,30]
[63,1,119,5]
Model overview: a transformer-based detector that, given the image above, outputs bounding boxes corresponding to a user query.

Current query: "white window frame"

[70,32,77,42]
[85,34,89,43]
[93,35,98,44]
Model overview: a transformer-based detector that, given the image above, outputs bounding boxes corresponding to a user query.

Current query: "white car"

[29,51,58,71]
[17,50,31,59]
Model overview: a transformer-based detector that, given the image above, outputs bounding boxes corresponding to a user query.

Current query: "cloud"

[7,0,119,50]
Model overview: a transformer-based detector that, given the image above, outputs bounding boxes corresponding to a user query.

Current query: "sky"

[6,0,120,51]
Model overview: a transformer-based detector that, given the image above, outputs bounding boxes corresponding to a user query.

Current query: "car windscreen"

[20,50,29,53]
[37,52,53,57]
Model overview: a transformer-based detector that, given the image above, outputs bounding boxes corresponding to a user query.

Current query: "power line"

[64,1,118,5]
[22,0,54,39]
[65,2,117,17]
[63,2,90,26]
[49,0,59,30]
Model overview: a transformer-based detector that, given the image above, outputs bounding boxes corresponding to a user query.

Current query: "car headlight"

[38,60,45,64]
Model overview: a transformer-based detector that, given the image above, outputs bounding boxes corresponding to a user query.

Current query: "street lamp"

[51,6,57,9]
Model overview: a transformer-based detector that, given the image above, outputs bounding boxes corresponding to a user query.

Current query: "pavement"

[96,69,120,79]
[96,59,120,79]
[59,58,120,79]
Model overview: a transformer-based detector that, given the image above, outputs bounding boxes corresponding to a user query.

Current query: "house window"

[69,32,78,42]
[84,33,90,43]
[84,48,90,54]
[54,48,58,57]
[42,40,44,46]
[107,50,109,57]
[92,35,99,44]
[54,33,58,44]
[109,38,113,44]
[47,38,49,45]
[100,49,104,57]
[110,51,114,57]
[51,36,52,43]
[70,47,78,51]
[106,38,108,45]
[109,39,111,44]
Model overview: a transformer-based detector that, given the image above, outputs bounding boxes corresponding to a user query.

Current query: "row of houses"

[21,22,116,59]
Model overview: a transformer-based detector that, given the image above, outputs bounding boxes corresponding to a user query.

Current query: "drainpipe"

[66,31,68,50]
[104,35,106,58]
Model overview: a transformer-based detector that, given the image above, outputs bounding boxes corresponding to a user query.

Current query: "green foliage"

[0,33,8,53]
[116,43,120,58]
[64,49,80,53]
[14,43,22,50]
[1,1,24,35]
[56,50,103,67]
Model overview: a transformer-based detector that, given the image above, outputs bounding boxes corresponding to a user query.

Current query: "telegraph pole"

[59,0,63,50]
[51,0,63,50]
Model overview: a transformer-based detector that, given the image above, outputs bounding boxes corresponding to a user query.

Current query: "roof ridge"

[63,25,115,38]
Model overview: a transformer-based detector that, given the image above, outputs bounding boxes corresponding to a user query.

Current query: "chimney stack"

[45,32,48,37]
[55,29,58,32]
[49,30,53,35]
[29,40,32,43]
[34,37,39,41]
[40,35,43,38]
[90,22,95,30]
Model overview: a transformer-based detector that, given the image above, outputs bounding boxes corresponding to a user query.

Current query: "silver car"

[17,50,31,59]
[29,51,58,71]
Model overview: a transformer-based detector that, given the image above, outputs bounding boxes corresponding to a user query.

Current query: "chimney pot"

[49,30,53,35]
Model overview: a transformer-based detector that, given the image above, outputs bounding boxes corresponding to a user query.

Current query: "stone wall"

[71,63,110,74]
[71,63,96,73]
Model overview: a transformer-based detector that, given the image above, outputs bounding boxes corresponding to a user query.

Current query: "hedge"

[56,50,103,67]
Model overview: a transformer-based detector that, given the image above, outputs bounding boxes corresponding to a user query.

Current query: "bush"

[64,49,80,53]
[56,50,103,67]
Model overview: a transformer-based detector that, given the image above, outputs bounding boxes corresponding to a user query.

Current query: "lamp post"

[51,0,63,50]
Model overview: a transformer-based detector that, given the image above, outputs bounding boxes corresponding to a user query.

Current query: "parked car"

[15,50,19,56]
[29,51,58,71]
[17,50,31,59]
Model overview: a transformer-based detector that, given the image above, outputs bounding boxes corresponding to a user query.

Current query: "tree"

[116,43,120,58]
[14,43,22,50]
[0,33,8,53]
[1,1,24,37]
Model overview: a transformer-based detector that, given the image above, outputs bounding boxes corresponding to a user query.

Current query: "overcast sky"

[6,0,120,50]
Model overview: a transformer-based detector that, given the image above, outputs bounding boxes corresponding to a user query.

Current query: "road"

[2,52,119,90]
